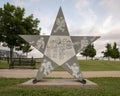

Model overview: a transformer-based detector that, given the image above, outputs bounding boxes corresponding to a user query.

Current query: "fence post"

[19,57,21,66]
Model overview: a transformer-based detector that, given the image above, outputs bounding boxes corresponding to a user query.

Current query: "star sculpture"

[20,7,100,84]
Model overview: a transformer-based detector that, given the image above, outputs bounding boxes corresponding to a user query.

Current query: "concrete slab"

[20,79,98,88]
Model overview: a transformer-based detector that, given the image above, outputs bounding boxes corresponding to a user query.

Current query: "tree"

[81,47,89,60]
[102,43,112,60]
[102,42,120,61]
[119,52,120,61]
[88,44,96,60]
[22,43,32,57]
[0,3,40,65]
[111,42,119,60]
[81,44,96,60]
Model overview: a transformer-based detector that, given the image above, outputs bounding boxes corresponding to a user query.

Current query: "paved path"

[0,69,120,78]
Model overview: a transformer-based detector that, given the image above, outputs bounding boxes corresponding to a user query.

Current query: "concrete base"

[20,79,98,88]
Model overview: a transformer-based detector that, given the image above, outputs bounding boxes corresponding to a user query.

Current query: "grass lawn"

[79,60,120,71]
[0,59,120,71]
[0,77,120,96]
[55,60,120,71]
[0,60,9,69]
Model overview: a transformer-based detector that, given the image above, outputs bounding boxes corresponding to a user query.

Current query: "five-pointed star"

[20,7,100,82]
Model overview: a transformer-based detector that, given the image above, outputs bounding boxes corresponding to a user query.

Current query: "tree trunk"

[26,52,28,57]
[86,56,87,60]
[9,47,14,68]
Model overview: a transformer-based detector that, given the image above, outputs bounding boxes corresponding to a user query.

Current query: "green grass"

[0,59,120,71]
[0,77,120,96]
[0,60,9,69]
[79,60,120,71]
[55,60,120,71]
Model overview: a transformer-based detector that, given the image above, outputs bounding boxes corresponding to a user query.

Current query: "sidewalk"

[0,69,120,78]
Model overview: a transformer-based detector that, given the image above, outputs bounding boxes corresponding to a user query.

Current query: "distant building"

[0,45,26,59]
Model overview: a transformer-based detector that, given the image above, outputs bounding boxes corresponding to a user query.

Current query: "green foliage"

[22,43,32,57]
[88,44,96,59]
[0,2,40,44]
[103,43,112,60]
[81,44,96,60]
[0,77,120,96]
[111,42,119,60]
[81,48,89,60]
[0,3,41,64]
[102,42,120,60]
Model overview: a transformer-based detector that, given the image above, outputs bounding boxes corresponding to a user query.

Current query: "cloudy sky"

[0,0,120,57]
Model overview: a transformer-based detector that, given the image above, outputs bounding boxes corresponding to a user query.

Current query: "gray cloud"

[100,0,120,12]
[101,29,120,42]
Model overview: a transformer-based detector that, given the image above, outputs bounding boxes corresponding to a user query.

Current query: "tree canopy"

[102,42,119,60]
[0,3,41,64]
[111,42,119,60]
[81,44,96,60]
[102,43,112,60]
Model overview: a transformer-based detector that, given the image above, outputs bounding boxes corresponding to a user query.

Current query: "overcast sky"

[0,0,120,57]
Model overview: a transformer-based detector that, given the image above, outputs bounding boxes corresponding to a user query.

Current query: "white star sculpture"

[20,7,100,84]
